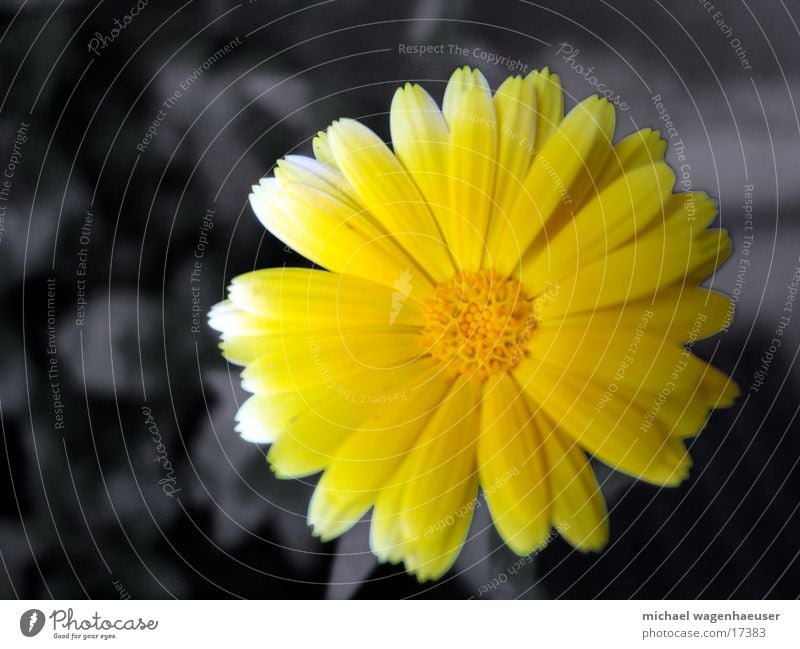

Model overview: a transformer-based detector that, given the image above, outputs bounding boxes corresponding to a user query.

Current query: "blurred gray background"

[1,0,799,598]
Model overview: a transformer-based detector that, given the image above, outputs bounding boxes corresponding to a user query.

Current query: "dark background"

[1,0,799,599]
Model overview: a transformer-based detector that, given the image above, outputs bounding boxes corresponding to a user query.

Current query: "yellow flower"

[210,66,739,581]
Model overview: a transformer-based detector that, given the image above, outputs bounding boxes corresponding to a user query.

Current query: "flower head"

[211,66,738,581]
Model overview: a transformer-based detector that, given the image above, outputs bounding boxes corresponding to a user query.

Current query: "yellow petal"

[586,357,739,440]
[390,83,449,214]
[595,128,667,189]
[526,321,725,402]
[442,66,491,128]
[529,67,564,153]
[369,472,407,566]
[239,328,422,393]
[209,301,283,366]
[478,374,550,555]
[208,300,277,339]
[390,83,457,266]
[266,360,430,478]
[492,96,616,275]
[546,286,733,343]
[447,85,498,270]
[516,360,691,485]
[520,163,676,294]
[489,75,536,227]
[250,181,433,294]
[536,224,731,317]
[372,378,481,581]
[328,118,454,283]
[227,267,425,327]
[273,155,358,209]
[521,310,739,440]
[216,268,425,366]
[536,414,609,551]
[237,391,318,450]
[234,394,281,444]
[226,327,421,369]
[308,360,452,540]
[312,129,337,168]
[634,192,718,244]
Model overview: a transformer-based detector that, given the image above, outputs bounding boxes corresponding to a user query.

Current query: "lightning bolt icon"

[28,611,37,632]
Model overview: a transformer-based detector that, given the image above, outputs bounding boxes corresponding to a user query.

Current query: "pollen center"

[420,270,535,381]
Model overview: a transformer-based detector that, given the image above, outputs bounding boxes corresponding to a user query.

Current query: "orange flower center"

[420,270,535,381]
